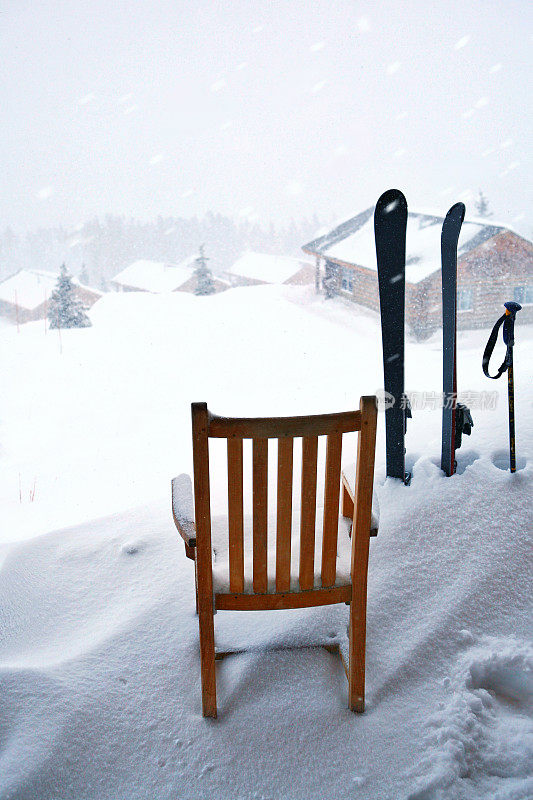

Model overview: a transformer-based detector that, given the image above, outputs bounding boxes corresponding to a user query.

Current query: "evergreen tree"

[194,245,216,295]
[48,264,92,328]
[474,190,492,218]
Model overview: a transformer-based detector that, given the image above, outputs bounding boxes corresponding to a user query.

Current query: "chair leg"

[348,598,366,712]
[198,607,217,718]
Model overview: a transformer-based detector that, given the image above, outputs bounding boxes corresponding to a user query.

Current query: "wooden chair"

[172,396,377,718]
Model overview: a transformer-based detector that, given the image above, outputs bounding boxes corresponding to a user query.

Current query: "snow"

[112,256,198,292]
[325,213,507,284]
[228,252,313,284]
[0,284,531,799]
[211,509,353,594]
[0,269,100,311]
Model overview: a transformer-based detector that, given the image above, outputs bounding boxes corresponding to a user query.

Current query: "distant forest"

[0,213,323,288]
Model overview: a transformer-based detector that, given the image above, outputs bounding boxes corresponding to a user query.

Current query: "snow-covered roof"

[0,269,100,310]
[112,257,197,292]
[304,209,509,284]
[228,252,312,284]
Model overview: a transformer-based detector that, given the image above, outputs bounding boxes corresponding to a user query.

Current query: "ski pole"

[482,300,522,472]
[503,301,521,472]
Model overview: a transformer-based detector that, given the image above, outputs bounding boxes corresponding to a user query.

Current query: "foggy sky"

[1,0,531,236]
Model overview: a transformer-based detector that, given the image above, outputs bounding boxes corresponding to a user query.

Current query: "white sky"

[1,0,531,235]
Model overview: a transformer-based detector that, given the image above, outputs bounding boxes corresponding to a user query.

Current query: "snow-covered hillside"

[0,285,531,800]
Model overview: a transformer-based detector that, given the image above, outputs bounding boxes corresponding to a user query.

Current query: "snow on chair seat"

[171,399,377,718]
[210,511,354,594]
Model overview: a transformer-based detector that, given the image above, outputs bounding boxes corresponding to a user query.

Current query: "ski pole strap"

[482,302,522,379]
[482,313,507,379]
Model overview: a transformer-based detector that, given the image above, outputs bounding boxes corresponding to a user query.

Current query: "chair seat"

[211,510,353,595]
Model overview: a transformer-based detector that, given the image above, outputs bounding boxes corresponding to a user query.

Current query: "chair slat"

[276,437,293,592]
[252,438,268,592]
[299,436,318,591]
[321,432,343,586]
[227,438,244,593]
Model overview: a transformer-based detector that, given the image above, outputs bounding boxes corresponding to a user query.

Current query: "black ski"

[441,202,467,476]
[375,189,410,483]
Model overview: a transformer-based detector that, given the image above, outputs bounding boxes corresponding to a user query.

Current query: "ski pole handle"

[503,301,521,361]
[482,301,522,378]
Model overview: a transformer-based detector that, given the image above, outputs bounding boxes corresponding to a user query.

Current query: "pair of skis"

[375,189,472,482]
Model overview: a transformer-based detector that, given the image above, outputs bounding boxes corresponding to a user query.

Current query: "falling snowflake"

[220,121,233,131]
[36,186,54,200]
[386,61,401,75]
[462,109,475,119]
[78,93,95,106]
[210,78,226,93]
[236,62,247,71]
[454,35,471,50]
[489,63,502,73]
[394,148,406,158]
[500,138,514,149]
[238,207,258,222]
[252,25,263,34]
[285,181,303,197]
[357,16,370,32]
[507,161,520,171]
[124,105,138,115]
[310,41,325,52]
[310,80,327,94]
[149,154,164,165]
[475,97,489,108]
[333,145,348,157]
[481,148,495,157]
[395,112,408,121]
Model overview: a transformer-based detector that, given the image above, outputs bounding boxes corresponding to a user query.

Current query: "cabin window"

[341,267,354,292]
[457,288,473,311]
[514,285,533,305]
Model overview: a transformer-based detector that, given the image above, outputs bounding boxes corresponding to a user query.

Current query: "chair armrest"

[341,467,379,536]
[171,474,196,557]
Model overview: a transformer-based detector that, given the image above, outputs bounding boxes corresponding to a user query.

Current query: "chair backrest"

[191,398,377,599]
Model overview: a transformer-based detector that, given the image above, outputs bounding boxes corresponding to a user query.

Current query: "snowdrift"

[1,285,531,799]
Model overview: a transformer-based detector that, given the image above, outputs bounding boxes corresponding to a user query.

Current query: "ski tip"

[375,189,407,217]
[444,202,466,226]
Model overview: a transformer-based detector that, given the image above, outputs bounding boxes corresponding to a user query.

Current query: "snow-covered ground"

[1,285,531,800]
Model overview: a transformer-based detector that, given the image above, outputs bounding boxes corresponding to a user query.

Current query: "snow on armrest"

[171,474,196,548]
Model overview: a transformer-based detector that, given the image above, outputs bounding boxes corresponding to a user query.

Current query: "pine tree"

[48,264,92,328]
[474,190,492,218]
[194,245,216,295]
